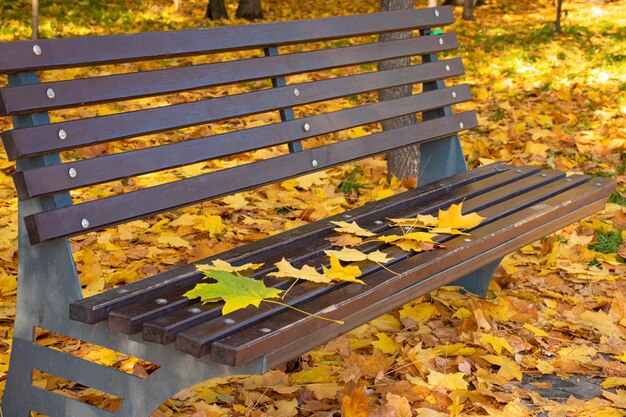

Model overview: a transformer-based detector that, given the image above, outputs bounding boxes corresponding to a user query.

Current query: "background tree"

[206,0,263,20]
[379,0,419,182]
[428,0,480,20]
[555,0,565,34]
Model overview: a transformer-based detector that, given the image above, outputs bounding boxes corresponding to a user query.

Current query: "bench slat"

[14,85,471,199]
[161,168,562,351]
[263,182,612,369]
[113,166,539,339]
[0,34,457,116]
[0,8,453,73]
[70,163,507,324]
[2,58,463,160]
[24,111,477,244]
[208,177,613,366]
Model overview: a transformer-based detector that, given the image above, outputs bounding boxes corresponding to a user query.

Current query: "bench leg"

[451,259,501,298]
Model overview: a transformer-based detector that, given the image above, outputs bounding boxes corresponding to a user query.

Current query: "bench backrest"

[0,7,475,245]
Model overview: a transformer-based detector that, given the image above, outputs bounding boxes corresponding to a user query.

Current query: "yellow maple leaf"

[326,234,363,247]
[557,345,597,364]
[602,377,626,389]
[157,235,191,249]
[427,370,469,391]
[323,248,394,265]
[322,256,363,284]
[222,194,249,210]
[536,359,554,374]
[438,202,485,230]
[400,303,437,323]
[481,354,522,381]
[341,387,370,417]
[385,393,412,417]
[388,214,438,228]
[481,333,513,354]
[523,323,549,337]
[268,258,331,283]
[371,333,401,355]
[378,231,436,244]
[84,348,119,367]
[366,250,395,264]
[612,352,626,364]
[295,172,329,190]
[199,260,264,274]
[330,221,375,237]
[201,215,224,237]
[579,309,623,339]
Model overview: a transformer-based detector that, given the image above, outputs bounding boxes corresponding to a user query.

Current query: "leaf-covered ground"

[1,0,626,416]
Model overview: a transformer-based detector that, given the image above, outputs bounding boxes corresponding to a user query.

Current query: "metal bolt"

[293,88,300,97]
[224,318,236,324]
[445,65,451,72]
[116,288,129,294]
[33,44,42,55]
[439,38,444,45]
[434,9,440,17]
[540,173,547,177]
[68,167,77,178]
[595,182,603,187]
[58,129,67,140]
[515,169,523,173]
[260,327,272,333]
[459,122,464,129]
[46,88,55,99]
[155,298,168,305]
[81,218,90,229]
[187,307,202,314]
[342,214,352,218]
[373,220,384,225]
[452,91,457,98]
[565,178,572,182]
[303,123,310,132]
[464,238,472,243]
[312,159,318,167]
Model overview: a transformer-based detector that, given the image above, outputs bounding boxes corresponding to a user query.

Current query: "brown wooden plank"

[164,168,565,352]
[69,163,508,324]
[263,189,613,369]
[24,111,477,244]
[0,34,458,116]
[0,8,453,73]
[208,177,614,366]
[15,85,472,200]
[2,58,464,160]
[122,166,542,340]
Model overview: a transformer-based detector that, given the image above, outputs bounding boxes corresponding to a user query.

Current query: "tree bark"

[205,0,228,20]
[555,0,564,34]
[32,0,39,40]
[462,0,476,20]
[379,0,419,183]
[236,0,263,20]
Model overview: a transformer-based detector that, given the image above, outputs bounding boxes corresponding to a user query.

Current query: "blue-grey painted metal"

[417,28,467,187]
[2,72,265,417]
[264,46,303,153]
[451,259,502,298]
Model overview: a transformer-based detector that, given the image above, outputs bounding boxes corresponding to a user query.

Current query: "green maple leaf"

[184,269,283,315]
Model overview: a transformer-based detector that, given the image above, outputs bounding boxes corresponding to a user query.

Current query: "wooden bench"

[0,7,615,416]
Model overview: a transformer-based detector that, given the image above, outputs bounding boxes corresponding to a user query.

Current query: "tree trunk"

[236,0,263,20]
[32,0,39,40]
[379,0,419,183]
[427,0,439,6]
[205,0,228,19]
[555,0,564,34]
[462,0,476,20]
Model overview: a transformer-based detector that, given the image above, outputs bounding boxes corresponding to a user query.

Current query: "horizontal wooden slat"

[70,162,507,324]
[2,58,463,160]
[263,186,613,369]
[0,8,453,73]
[24,111,477,244]
[0,34,458,115]
[15,84,472,199]
[208,177,614,366]
[118,166,540,340]
[167,168,562,352]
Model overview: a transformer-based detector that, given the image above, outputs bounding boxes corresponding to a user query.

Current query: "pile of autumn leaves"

[185,202,483,317]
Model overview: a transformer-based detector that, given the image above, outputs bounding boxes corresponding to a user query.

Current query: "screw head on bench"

[459,122,464,129]
[445,65,451,72]
[188,307,202,314]
[224,318,236,324]
[452,91,457,98]
[260,327,272,333]
[464,238,472,243]
[46,88,55,99]
[303,123,310,132]
[374,220,384,225]
[155,298,168,305]
[32,44,42,55]
[68,167,77,178]
[342,213,352,218]
[81,218,90,229]
[565,178,572,182]
[312,159,318,167]
[58,129,67,140]
[540,173,547,177]
[439,38,444,45]
[116,288,129,294]
[434,9,440,17]
[293,88,300,97]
